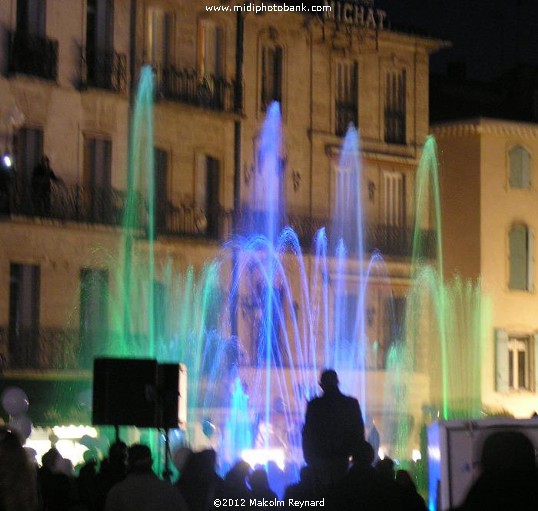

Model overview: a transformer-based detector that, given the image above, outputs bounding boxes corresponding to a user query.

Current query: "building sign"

[323,0,387,30]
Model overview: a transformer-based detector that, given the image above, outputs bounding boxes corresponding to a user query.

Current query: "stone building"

[434,118,538,419]
[0,0,445,459]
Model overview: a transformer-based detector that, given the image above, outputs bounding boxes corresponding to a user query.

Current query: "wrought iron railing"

[335,102,358,136]
[81,49,127,93]
[153,66,239,113]
[2,181,436,257]
[8,179,126,226]
[7,30,58,81]
[6,327,79,370]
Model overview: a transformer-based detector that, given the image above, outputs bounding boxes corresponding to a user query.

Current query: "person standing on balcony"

[302,369,365,492]
[32,155,62,215]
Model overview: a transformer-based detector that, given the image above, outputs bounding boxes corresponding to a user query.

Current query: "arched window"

[509,224,533,291]
[509,146,531,189]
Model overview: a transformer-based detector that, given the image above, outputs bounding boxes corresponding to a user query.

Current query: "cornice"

[431,118,538,139]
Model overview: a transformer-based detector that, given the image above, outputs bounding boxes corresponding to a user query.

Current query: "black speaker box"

[157,363,181,429]
[92,358,158,427]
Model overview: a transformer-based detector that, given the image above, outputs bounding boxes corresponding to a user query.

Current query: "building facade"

[434,118,538,418]
[0,0,445,456]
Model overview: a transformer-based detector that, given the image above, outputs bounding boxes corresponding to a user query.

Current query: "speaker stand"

[162,428,172,481]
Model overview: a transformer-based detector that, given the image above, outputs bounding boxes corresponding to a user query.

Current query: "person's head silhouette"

[319,369,339,393]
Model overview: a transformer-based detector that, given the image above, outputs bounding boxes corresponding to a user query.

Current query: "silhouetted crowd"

[2,369,538,511]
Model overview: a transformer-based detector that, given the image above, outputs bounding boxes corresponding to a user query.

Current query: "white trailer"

[427,418,538,510]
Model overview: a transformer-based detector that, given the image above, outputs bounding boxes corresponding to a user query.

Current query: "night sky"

[376,0,538,80]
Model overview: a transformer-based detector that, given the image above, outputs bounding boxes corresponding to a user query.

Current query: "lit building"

[434,118,538,418]
[0,0,446,456]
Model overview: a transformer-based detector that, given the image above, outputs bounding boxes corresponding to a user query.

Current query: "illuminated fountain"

[81,66,486,474]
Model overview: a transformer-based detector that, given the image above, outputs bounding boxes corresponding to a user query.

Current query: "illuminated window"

[509,146,531,189]
[508,337,531,390]
[495,329,535,392]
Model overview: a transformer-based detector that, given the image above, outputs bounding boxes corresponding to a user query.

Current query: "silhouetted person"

[328,441,406,511]
[283,466,317,509]
[38,447,76,511]
[456,431,538,510]
[95,440,127,511]
[249,468,278,506]
[77,450,100,511]
[176,449,223,511]
[396,469,427,511]
[375,457,395,481]
[32,155,61,215]
[105,444,188,511]
[217,460,252,502]
[0,426,39,511]
[302,369,365,490]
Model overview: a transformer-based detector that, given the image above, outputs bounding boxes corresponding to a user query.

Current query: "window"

[509,146,531,189]
[83,135,112,222]
[146,7,172,67]
[86,0,114,87]
[9,263,40,367]
[80,268,108,366]
[16,0,46,35]
[383,170,406,227]
[335,61,358,136]
[261,44,282,111]
[154,147,169,232]
[495,329,536,392]
[508,337,531,390]
[195,154,220,238]
[384,69,406,144]
[508,224,533,291]
[14,126,43,181]
[198,19,224,78]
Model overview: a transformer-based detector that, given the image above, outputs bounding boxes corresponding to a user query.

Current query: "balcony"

[335,102,358,137]
[7,30,58,81]
[154,66,240,113]
[0,182,436,257]
[228,209,436,259]
[81,49,127,93]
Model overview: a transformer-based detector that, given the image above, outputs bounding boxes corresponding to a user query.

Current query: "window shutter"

[495,329,509,392]
[509,226,528,290]
[534,333,538,392]
[509,147,531,189]
[526,229,534,291]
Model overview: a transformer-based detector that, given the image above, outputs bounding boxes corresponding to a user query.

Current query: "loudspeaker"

[92,358,158,427]
[156,363,187,428]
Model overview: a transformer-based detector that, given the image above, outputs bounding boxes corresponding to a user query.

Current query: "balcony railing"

[5,327,79,370]
[335,102,358,137]
[1,182,436,258]
[7,30,58,81]
[153,66,240,113]
[81,49,127,93]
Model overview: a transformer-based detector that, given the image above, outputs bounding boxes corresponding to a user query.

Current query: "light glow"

[241,448,285,471]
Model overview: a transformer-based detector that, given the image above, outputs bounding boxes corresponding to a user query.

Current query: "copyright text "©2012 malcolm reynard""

[213,498,326,508]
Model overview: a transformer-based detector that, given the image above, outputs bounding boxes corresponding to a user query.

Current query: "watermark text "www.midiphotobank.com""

[205,1,387,30]
[206,3,330,14]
